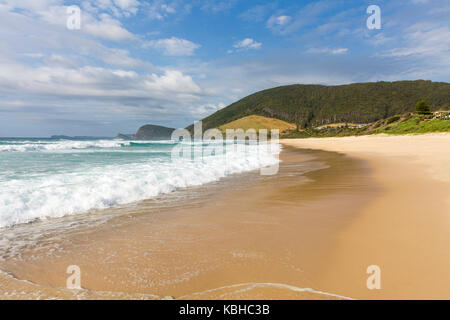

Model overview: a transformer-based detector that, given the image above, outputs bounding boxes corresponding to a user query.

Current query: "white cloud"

[0,62,204,105]
[267,15,293,34]
[145,70,202,94]
[331,48,348,54]
[113,0,140,12]
[44,54,77,68]
[2,1,137,42]
[85,0,140,17]
[306,47,349,55]
[232,38,262,51]
[374,24,450,79]
[145,37,200,56]
[380,25,450,58]
[83,13,135,41]
[3,0,62,11]
[145,0,177,20]
[189,102,226,118]
[112,69,138,78]
[267,15,291,28]
[0,100,30,109]
[161,4,176,14]
[100,48,144,68]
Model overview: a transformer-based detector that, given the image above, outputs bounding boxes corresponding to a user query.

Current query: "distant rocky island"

[50,135,109,139]
[117,124,175,140]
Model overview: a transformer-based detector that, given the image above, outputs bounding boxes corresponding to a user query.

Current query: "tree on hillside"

[415,99,432,115]
[295,110,312,130]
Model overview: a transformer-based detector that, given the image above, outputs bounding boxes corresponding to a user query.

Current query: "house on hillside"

[433,110,450,120]
[316,123,367,130]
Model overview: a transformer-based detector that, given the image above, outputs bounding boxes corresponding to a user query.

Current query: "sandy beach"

[1,134,449,299]
[281,133,450,299]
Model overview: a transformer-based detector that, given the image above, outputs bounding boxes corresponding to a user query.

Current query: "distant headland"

[116,124,175,140]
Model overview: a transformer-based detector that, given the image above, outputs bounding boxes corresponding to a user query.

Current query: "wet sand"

[0,147,376,299]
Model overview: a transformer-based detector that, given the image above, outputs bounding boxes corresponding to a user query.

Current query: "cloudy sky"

[0,0,449,137]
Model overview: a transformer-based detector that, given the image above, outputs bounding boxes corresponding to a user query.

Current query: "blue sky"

[0,0,449,137]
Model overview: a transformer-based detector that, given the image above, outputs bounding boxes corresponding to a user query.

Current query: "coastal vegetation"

[415,99,432,115]
[282,112,450,138]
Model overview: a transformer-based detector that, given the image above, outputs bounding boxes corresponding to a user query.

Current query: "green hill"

[192,80,450,132]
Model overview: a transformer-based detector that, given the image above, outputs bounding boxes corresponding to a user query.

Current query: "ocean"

[0,138,280,228]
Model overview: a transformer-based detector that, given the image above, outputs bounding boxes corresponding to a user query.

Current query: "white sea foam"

[0,142,280,228]
[178,282,354,300]
[0,139,148,152]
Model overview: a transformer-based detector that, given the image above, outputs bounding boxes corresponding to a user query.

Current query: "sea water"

[0,138,280,228]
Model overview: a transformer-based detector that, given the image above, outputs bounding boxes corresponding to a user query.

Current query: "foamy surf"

[0,139,123,152]
[177,282,354,300]
[0,138,280,228]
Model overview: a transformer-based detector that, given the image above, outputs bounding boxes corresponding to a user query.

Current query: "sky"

[0,0,449,137]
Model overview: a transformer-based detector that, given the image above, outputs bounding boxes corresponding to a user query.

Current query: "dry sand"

[281,133,450,299]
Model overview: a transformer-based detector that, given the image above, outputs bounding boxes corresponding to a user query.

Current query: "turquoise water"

[0,138,280,227]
